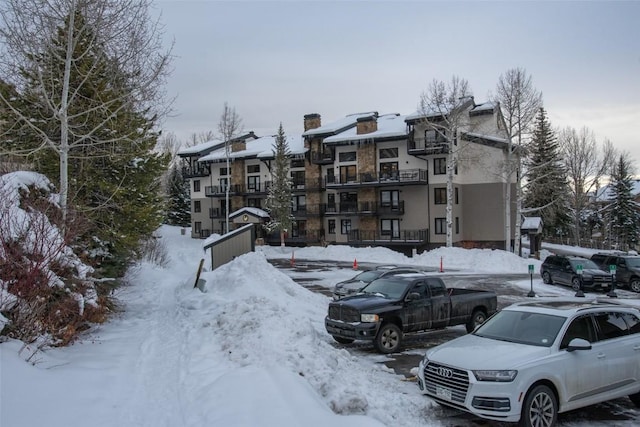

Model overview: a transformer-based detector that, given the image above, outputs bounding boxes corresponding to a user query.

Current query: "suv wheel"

[542,271,552,285]
[519,384,557,427]
[630,278,640,293]
[374,323,402,354]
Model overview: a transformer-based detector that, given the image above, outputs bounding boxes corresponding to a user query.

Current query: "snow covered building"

[179,101,517,251]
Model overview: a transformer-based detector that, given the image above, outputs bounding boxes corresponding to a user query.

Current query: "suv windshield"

[569,259,599,270]
[360,278,412,300]
[474,310,566,347]
[353,270,384,283]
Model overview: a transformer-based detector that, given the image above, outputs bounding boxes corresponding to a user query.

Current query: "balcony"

[291,204,323,217]
[310,150,334,165]
[243,181,272,195]
[322,201,405,216]
[209,208,227,219]
[348,229,429,245]
[182,165,210,179]
[325,169,428,188]
[205,185,239,197]
[264,230,322,245]
[408,134,450,155]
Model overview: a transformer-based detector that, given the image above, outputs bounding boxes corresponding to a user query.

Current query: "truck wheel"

[332,336,354,344]
[519,384,557,427]
[571,277,582,291]
[374,323,402,354]
[542,271,552,284]
[466,309,487,333]
[630,278,640,293]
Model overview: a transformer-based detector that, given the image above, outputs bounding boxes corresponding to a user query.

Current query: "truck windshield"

[473,310,566,347]
[360,278,411,300]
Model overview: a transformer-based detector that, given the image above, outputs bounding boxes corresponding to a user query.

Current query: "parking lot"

[269,257,640,426]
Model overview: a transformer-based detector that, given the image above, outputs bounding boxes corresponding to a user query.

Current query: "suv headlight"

[360,314,379,323]
[472,370,518,382]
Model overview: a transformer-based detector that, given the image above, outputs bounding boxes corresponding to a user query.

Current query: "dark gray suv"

[540,255,612,291]
[590,253,640,292]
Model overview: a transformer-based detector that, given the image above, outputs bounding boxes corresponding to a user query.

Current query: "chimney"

[231,138,246,153]
[356,113,378,135]
[304,113,321,131]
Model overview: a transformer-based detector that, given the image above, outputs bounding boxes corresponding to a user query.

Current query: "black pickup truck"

[325,274,497,353]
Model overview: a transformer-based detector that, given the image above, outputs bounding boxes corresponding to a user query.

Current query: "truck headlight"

[472,370,518,382]
[360,314,379,323]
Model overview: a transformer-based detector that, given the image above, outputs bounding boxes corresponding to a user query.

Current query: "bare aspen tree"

[560,127,615,245]
[493,68,542,255]
[0,0,173,231]
[217,102,243,234]
[418,76,474,247]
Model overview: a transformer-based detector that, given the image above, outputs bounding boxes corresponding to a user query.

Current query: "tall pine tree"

[166,164,191,227]
[13,9,169,276]
[523,108,571,239]
[264,123,293,248]
[607,154,640,250]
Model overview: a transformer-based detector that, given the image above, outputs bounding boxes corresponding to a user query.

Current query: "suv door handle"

[597,353,606,359]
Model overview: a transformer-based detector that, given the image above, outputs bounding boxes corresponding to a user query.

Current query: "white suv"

[417,298,640,426]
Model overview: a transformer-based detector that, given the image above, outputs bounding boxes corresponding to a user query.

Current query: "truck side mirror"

[406,292,421,301]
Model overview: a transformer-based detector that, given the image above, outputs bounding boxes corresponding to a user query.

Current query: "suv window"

[622,313,640,335]
[594,312,629,340]
[560,315,596,349]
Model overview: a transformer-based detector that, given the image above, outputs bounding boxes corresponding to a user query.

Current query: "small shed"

[522,216,543,259]
[229,207,270,227]
[203,224,255,270]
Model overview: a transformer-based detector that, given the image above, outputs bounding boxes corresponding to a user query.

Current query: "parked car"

[590,253,640,292]
[540,255,611,291]
[417,298,640,426]
[332,266,424,300]
[325,275,497,353]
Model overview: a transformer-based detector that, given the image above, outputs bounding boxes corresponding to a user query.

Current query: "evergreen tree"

[607,154,640,250]
[523,108,571,239]
[166,164,191,227]
[264,123,293,248]
[10,9,169,276]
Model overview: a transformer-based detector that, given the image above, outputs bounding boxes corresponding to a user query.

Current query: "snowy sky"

[155,0,640,164]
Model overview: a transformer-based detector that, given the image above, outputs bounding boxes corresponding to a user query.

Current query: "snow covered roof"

[302,112,376,137]
[197,134,307,163]
[177,132,259,157]
[323,114,407,144]
[522,216,543,232]
[594,180,640,201]
[229,207,270,219]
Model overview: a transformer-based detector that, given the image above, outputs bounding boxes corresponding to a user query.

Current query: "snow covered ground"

[1,225,638,426]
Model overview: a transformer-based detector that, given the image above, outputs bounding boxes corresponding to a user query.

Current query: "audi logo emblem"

[437,367,453,378]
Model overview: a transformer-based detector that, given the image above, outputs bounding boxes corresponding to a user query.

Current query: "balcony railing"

[348,229,429,245]
[325,169,428,187]
[209,208,228,219]
[264,230,322,245]
[322,201,405,216]
[291,204,323,216]
[310,150,334,164]
[408,135,450,154]
[182,165,210,179]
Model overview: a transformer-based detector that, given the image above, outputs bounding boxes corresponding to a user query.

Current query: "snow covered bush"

[0,172,109,346]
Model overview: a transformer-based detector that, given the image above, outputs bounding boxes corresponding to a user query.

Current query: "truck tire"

[332,336,354,344]
[374,323,402,354]
[519,384,557,427]
[630,278,640,293]
[466,309,487,333]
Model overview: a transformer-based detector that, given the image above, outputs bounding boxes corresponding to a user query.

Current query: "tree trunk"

[446,150,454,247]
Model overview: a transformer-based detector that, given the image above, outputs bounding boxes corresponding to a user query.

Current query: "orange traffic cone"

[439,256,444,273]
[353,258,358,270]
[291,251,295,267]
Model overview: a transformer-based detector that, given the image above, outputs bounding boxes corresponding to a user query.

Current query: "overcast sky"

[156,0,640,164]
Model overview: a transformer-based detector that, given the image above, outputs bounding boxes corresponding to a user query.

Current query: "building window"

[219,177,228,192]
[291,159,305,168]
[455,187,459,204]
[341,219,351,235]
[328,219,336,234]
[247,176,260,192]
[292,195,306,212]
[194,221,202,234]
[339,151,356,162]
[425,129,446,144]
[434,158,446,175]
[339,165,357,183]
[194,200,201,213]
[381,219,400,238]
[193,180,201,192]
[248,198,261,208]
[379,147,398,159]
[291,170,305,188]
[247,164,260,173]
[340,192,358,213]
[381,190,399,208]
[220,167,228,176]
[292,220,306,238]
[435,218,446,234]
[380,162,398,180]
[455,217,460,234]
[434,188,446,204]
